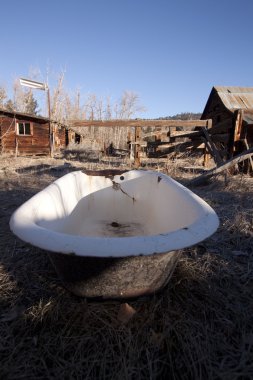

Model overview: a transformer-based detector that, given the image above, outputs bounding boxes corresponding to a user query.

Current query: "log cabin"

[0,109,69,156]
[201,86,253,159]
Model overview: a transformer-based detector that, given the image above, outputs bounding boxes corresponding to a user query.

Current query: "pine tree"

[23,90,39,115]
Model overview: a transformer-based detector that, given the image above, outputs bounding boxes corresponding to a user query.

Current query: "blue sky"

[1,0,253,118]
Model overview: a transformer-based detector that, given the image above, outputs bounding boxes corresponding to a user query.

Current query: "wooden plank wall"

[54,125,67,149]
[0,115,16,153]
[0,115,50,156]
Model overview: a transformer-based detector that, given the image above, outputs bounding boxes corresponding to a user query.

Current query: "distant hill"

[158,112,202,120]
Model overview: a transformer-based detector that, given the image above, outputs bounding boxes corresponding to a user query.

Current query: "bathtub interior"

[34,170,210,238]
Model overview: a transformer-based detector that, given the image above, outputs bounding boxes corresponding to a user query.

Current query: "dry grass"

[0,155,253,379]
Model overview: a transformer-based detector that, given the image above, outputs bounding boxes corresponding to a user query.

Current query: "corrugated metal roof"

[214,86,253,111]
[214,86,253,93]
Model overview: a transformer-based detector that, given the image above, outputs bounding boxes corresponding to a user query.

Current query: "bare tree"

[12,80,38,114]
[0,86,7,109]
[50,71,66,123]
[116,90,146,119]
[111,91,146,148]
[80,90,146,149]
[5,68,146,150]
[65,90,85,121]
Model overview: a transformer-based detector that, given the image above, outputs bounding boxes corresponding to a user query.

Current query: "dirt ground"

[0,154,253,380]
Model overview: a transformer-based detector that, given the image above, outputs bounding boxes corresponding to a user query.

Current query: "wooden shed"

[0,109,68,156]
[201,86,253,159]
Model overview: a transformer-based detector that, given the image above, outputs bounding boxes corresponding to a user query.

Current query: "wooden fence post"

[134,126,141,167]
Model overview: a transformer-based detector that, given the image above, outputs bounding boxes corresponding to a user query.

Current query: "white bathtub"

[10,169,219,298]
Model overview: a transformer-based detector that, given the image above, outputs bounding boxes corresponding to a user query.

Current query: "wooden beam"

[154,140,203,157]
[233,109,244,143]
[134,126,141,167]
[189,147,253,186]
[201,127,223,166]
[69,119,210,128]
[242,138,253,172]
[207,119,212,129]
[147,140,180,147]
[169,130,202,138]
[203,143,210,167]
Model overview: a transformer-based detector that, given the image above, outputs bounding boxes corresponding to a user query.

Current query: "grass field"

[0,154,253,379]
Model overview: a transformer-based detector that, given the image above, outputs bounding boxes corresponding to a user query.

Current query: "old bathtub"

[10,169,219,298]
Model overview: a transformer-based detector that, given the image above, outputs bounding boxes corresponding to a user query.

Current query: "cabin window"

[216,115,221,123]
[17,122,32,135]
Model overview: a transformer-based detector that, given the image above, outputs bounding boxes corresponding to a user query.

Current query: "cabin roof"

[0,108,48,123]
[214,86,253,111]
[201,86,253,121]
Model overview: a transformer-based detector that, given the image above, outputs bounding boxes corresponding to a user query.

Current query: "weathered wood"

[134,126,141,166]
[169,130,202,138]
[207,119,212,129]
[201,127,223,166]
[147,140,180,147]
[0,112,68,156]
[242,138,253,172]
[189,147,253,186]
[69,119,210,128]
[233,109,244,143]
[154,140,204,157]
[208,120,233,135]
[203,143,211,167]
[0,114,50,155]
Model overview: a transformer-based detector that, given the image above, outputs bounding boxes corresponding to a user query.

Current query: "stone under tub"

[10,169,219,299]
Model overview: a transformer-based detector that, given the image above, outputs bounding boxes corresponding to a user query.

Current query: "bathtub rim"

[9,170,219,258]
